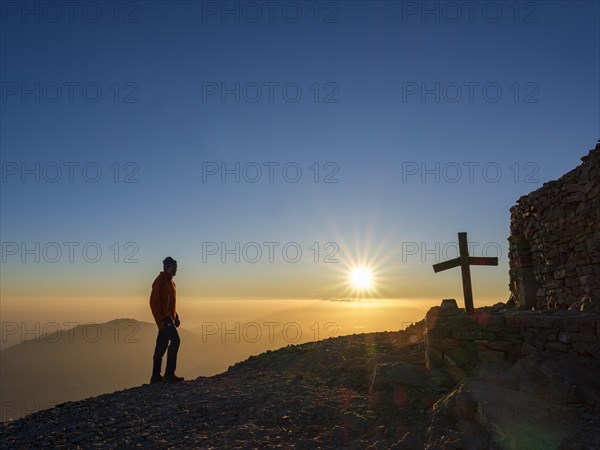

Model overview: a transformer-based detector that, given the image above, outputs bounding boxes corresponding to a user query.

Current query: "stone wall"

[508,141,600,310]
[424,300,600,371]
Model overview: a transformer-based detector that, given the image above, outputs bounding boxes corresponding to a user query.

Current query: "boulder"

[369,362,432,393]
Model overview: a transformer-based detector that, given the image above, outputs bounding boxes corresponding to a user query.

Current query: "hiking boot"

[150,375,163,384]
[162,374,184,384]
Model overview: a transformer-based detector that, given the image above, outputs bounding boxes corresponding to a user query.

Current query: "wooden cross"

[432,232,498,313]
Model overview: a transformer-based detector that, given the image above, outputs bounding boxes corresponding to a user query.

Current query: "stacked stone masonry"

[508,141,600,310]
[424,300,600,370]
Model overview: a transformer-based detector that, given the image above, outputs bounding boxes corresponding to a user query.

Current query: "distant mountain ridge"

[0,319,230,422]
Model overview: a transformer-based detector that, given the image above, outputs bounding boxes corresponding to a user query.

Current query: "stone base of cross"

[432,232,498,313]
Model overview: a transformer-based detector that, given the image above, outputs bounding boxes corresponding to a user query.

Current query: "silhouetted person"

[149,256,183,384]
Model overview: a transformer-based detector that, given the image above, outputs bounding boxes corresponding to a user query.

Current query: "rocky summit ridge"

[1,306,600,449]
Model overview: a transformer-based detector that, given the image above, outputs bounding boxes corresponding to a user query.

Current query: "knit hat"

[163,256,177,271]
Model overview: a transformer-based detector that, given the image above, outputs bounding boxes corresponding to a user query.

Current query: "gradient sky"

[1,1,599,318]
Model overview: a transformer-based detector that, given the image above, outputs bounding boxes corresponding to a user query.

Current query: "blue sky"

[1,1,599,306]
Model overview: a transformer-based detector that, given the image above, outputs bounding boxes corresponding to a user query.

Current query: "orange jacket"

[149,271,177,326]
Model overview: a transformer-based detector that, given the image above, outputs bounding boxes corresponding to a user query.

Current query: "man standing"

[149,256,184,384]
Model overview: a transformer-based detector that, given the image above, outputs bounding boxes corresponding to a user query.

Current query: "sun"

[350,267,373,290]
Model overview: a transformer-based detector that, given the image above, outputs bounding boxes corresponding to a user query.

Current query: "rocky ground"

[2,325,600,449]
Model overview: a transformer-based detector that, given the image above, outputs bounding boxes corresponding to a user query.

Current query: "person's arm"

[150,281,169,327]
[150,294,160,328]
[160,284,170,322]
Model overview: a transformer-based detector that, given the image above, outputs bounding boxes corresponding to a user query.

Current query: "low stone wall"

[424,300,600,370]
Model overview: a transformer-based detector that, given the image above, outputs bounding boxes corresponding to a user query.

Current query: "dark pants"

[152,319,180,377]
